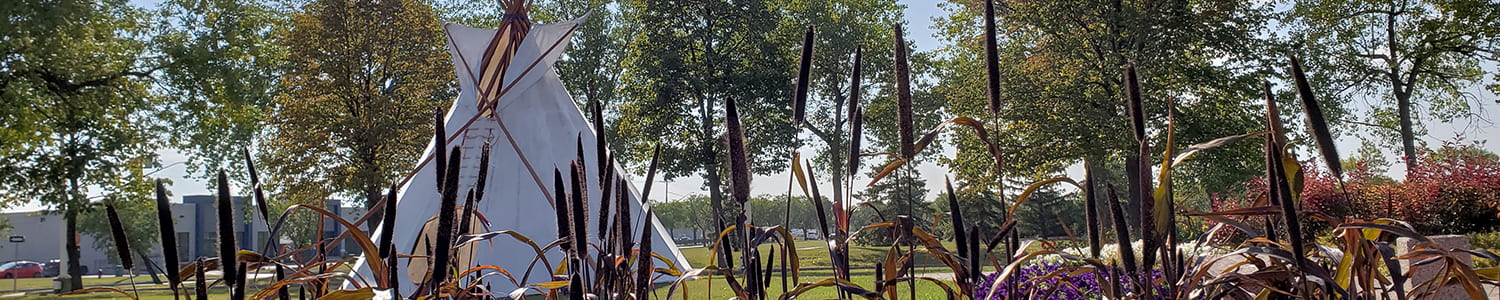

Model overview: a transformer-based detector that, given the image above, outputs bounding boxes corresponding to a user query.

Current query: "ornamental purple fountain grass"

[974,263,1167,299]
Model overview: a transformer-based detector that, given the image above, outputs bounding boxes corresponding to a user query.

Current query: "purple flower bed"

[972,263,1167,299]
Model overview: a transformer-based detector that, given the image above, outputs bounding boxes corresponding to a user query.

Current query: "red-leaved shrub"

[1215,142,1500,235]
[1393,142,1500,233]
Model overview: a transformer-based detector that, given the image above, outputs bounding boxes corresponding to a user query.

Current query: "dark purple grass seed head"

[460,188,477,239]
[983,0,1001,115]
[574,134,588,198]
[945,176,967,261]
[598,154,615,239]
[893,24,915,160]
[428,147,463,289]
[434,109,448,188]
[642,144,661,203]
[615,177,632,251]
[105,202,133,270]
[1124,64,1145,143]
[635,210,654,299]
[476,142,491,202]
[793,26,814,127]
[553,169,572,251]
[848,47,863,121]
[216,170,238,286]
[1290,56,1343,180]
[195,258,208,300]
[243,147,271,224]
[568,161,589,264]
[726,97,750,205]
[153,179,181,289]
[381,183,400,295]
[848,107,864,176]
[380,183,398,258]
[592,102,608,184]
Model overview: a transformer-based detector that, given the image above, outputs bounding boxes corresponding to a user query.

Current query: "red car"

[0,261,44,278]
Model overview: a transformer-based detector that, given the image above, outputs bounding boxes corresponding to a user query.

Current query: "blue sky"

[10,0,1495,211]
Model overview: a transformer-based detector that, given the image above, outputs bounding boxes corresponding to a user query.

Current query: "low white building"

[0,209,111,273]
[0,195,366,275]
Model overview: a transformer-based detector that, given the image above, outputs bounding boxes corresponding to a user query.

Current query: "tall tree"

[263,0,455,230]
[772,0,908,212]
[1287,0,1500,172]
[931,0,1272,219]
[0,0,162,290]
[611,0,798,230]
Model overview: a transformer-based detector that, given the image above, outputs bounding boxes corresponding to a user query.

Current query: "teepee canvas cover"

[347,15,690,295]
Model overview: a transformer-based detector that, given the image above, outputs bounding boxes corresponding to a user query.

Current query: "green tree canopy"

[261,0,455,230]
[771,0,914,205]
[0,0,163,290]
[931,0,1273,200]
[610,0,799,227]
[153,0,289,180]
[1286,0,1500,172]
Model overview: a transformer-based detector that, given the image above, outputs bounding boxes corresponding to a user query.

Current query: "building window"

[176,233,191,262]
[200,233,217,259]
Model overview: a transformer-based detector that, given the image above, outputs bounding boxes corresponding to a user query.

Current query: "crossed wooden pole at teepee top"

[331,18,583,249]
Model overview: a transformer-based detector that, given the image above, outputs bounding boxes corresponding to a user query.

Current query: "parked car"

[0,261,44,278]
[40,260,88,277]
[41,260,57,277]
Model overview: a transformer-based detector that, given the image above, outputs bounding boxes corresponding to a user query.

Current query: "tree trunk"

[365,184,383,233]
[1384,11,1419,173]
[59,164,84,292]
[1397,91,1417,171]
[63,208,83,290]
[699,97,732,267]
[706,159,734,268]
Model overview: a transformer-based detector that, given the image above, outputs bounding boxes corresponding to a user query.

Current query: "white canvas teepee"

[346,15,690,295]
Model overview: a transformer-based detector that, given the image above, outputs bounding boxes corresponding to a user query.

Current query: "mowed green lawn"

[676,239,1005,270]
[6,276,266,299]
[661,239,1005,299]
[27,239,1020,299]
[0,275,165,293]
[10,288,226,300]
